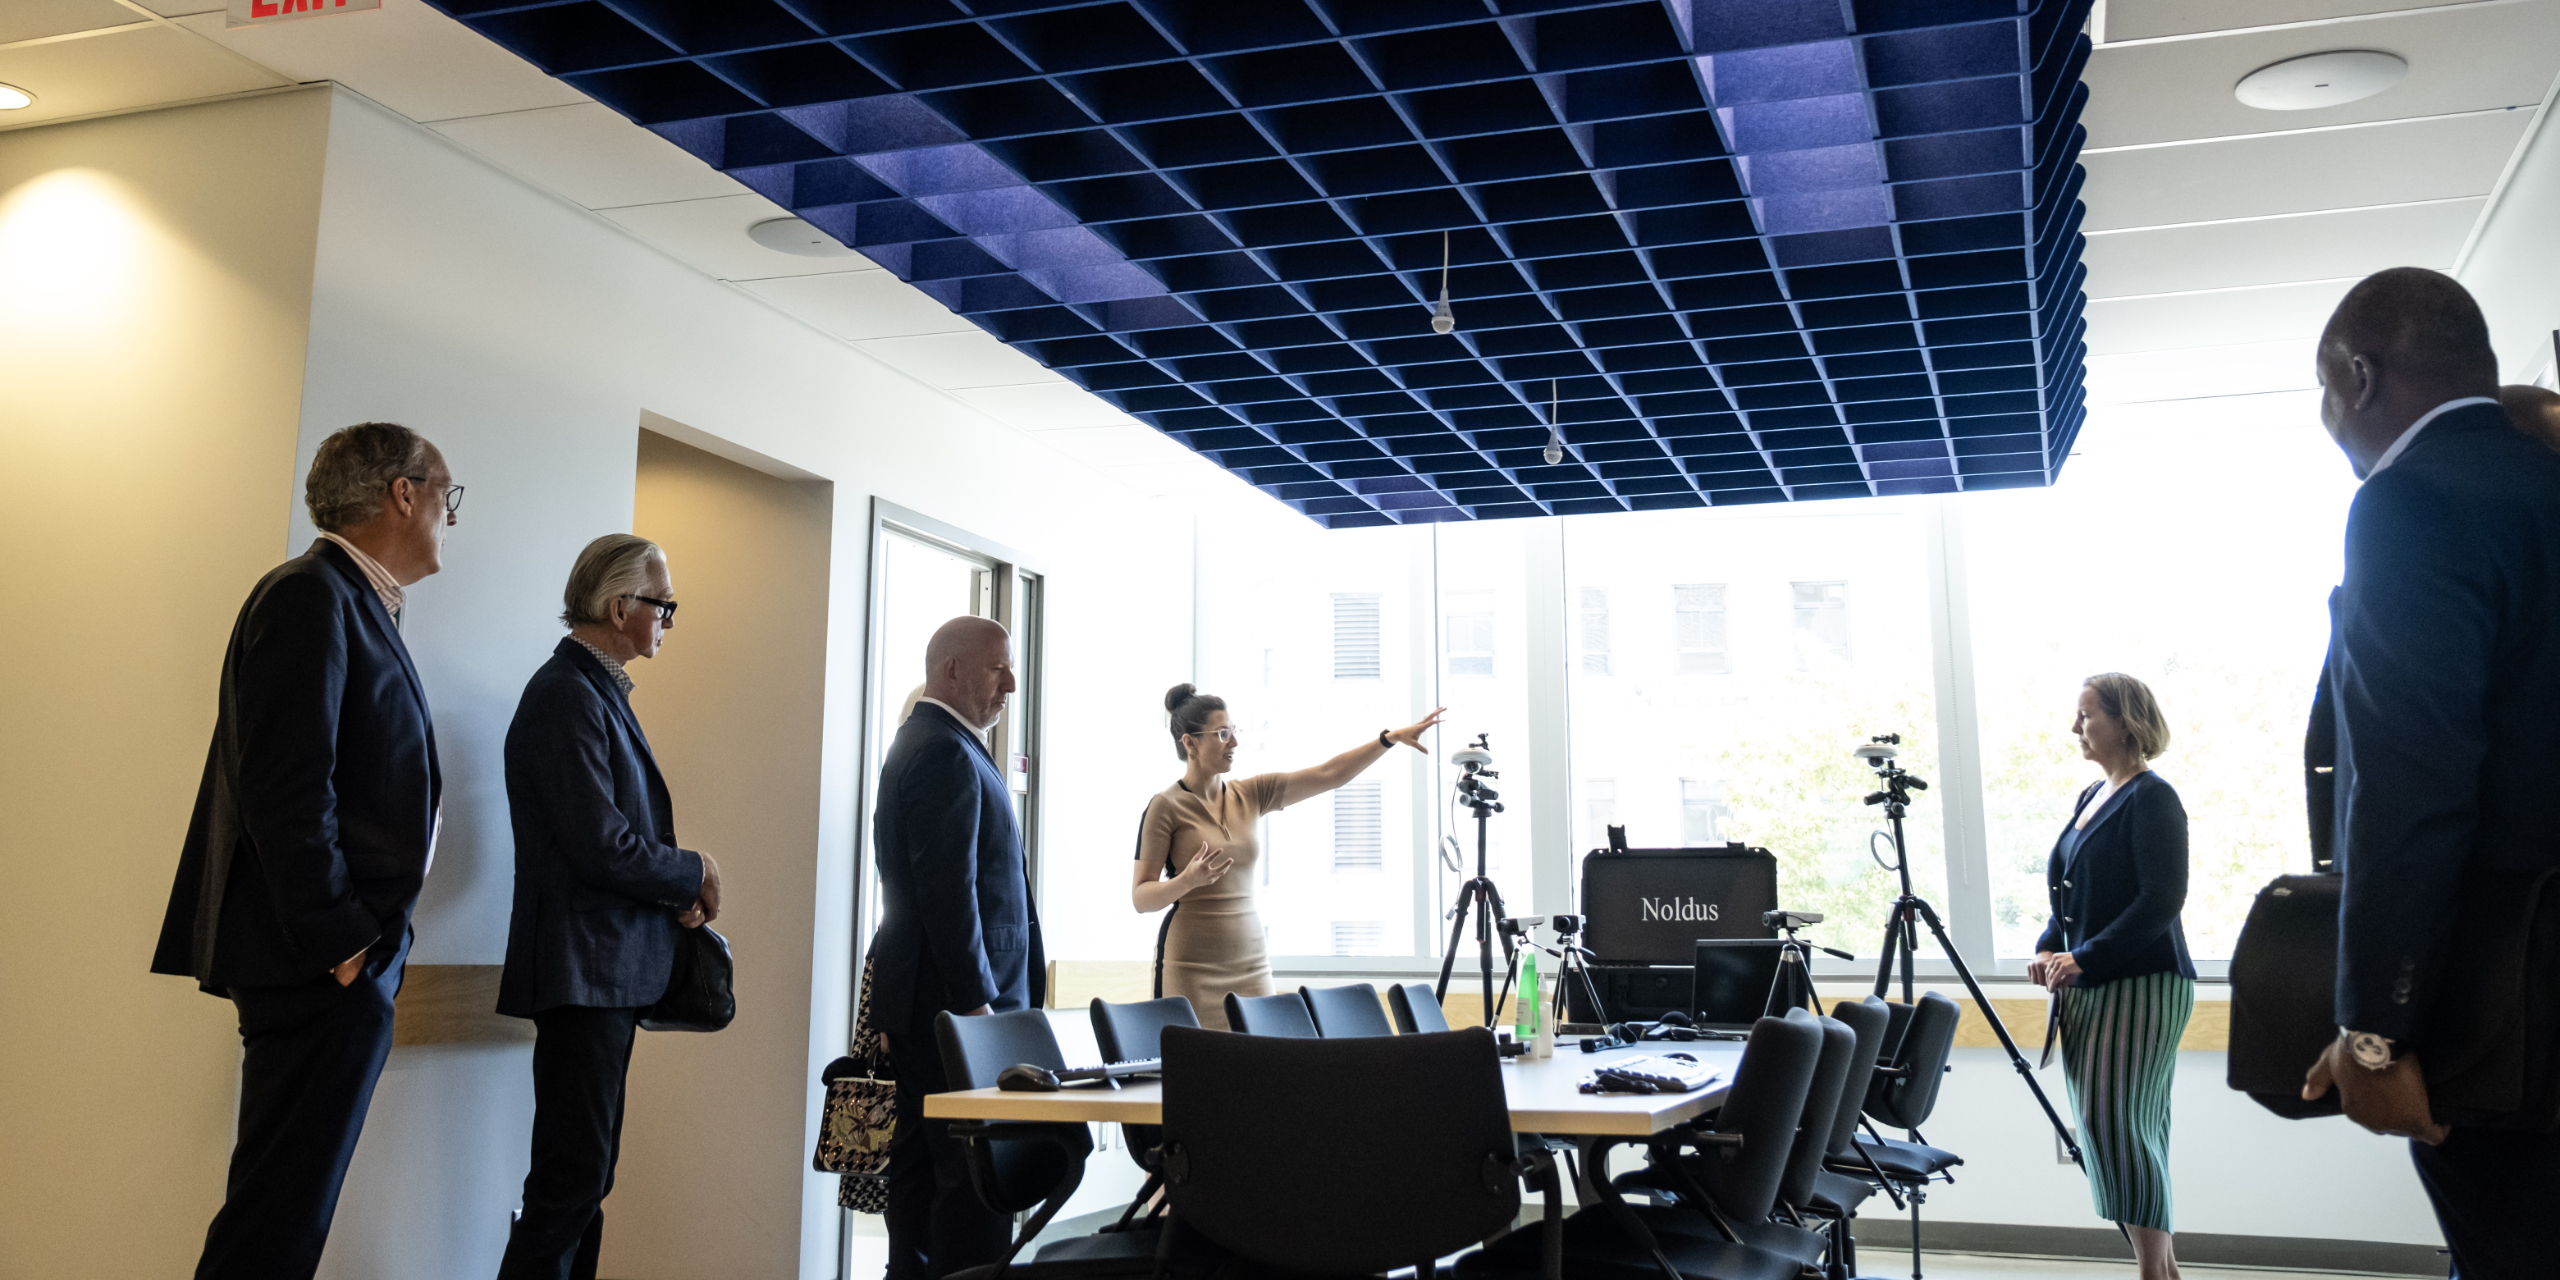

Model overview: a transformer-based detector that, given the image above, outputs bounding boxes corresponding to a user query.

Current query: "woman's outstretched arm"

[1272,708,1447,809]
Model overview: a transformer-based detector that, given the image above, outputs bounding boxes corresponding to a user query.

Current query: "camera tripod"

[1863,736,2084,1170]
[1762,910,1854,1019]
[1434,735,1513,1027]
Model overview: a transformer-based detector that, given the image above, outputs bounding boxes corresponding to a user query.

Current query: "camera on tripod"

[1452,734,1501,813]
[1436,734,1515,1027]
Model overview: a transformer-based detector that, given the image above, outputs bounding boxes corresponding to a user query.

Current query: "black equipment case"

[1568,845,1780,1024]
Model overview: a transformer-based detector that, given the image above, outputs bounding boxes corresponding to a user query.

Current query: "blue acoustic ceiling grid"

[428,0,2095,527]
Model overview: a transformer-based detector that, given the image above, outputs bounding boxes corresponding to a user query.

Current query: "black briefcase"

[2229,868,2560,1131]
[640,925,736,1033]
[2227,875,2344,1119]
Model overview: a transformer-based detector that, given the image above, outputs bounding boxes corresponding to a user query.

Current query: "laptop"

[1691,939,1796,1032]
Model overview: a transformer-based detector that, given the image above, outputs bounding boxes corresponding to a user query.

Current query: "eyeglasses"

[1186,727,1237,744]
[630,595,678,622]
[405,477,465,514]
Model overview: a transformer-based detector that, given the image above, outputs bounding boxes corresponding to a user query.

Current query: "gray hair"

[305,423,430,532]
[561,534,665,627]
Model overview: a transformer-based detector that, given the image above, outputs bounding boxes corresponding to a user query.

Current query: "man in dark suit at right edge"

[2300,269,2560,1278]
[152,423,460,1280]
[871,615,1044,1280]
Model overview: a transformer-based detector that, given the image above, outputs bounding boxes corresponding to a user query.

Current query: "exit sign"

[229,0,380,27]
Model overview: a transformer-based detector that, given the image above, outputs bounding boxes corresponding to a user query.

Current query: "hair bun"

[1164,683,1197,714]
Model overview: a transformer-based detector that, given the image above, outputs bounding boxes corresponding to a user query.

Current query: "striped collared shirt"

[574,638,635,695]
[318,532,404,617]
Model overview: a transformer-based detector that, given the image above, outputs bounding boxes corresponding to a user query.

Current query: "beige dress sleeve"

[1231,772,1291,818]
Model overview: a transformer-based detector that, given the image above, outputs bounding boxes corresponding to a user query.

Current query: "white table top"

[922,1042,1741,1137]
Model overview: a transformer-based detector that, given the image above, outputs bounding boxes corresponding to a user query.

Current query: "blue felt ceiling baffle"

[431,0,2092,527]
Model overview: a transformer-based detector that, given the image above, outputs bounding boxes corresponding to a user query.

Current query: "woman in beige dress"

[1133,683,1444,1030]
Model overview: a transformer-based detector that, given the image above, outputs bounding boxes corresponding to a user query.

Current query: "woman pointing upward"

[1134,684,1444,1030]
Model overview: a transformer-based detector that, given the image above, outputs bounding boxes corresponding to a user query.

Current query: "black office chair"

[1303,982,1396,1038]
[1162,1024,1538,1279]
[1390,981,1451,1034]
[1088,997,1198,1227]
[932,1010,1096,1271]
[1835,992,1963,1280]
[1803,997,1893,1280]
[1613,1010,1847,1273]
[1461,1015,1822,1280]
[1224,990,1317,1037]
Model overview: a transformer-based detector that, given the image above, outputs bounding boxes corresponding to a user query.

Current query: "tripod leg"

[1435,885,1473,1006]
[1872,912,1899,999]
[1906,899,2085,1169]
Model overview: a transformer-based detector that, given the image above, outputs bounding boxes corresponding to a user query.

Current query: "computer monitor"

[1691,939,1791,1029]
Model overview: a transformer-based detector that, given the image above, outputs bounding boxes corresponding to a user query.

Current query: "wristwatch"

[2344,1029,2400,1071]
[1379,728,1393,749]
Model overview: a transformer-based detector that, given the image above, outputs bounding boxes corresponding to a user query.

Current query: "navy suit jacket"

[2332,400,2560,1046]
[153,540,441,991]
[869,703,1044,1037]
[2036,771,2195,986]
[497,638,705,1017]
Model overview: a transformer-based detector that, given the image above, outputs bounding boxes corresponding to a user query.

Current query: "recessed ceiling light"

[0,84,34,111]
[747,216,856,258]
[2234,50,2406,111]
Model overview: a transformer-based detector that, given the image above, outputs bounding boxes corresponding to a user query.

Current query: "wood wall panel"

[392,964,531,1046]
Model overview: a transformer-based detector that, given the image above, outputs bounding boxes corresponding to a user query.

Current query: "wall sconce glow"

[0,170,148,325]
[0,83,34,110]
[2235,50,2407,111]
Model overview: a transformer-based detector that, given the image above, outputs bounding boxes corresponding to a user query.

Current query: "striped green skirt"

[2059,970,2193,1232]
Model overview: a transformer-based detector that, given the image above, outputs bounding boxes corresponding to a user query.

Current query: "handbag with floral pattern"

[815,950,897,1213]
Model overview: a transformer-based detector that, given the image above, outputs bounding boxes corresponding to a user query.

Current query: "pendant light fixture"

[1430,230,1456,335]
[1543,380,1564,465]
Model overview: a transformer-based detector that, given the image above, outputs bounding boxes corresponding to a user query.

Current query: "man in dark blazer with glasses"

[872,615,1044,1280]
[152,422,458,1280]
[495,533,718,1280]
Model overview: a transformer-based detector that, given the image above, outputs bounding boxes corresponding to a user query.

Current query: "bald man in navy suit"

[871,616,1044,1280]
[2301,270,2560,1279]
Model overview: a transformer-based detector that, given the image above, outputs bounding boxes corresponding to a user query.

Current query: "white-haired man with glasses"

[494,533,719,1280]
[153,421,460,1280]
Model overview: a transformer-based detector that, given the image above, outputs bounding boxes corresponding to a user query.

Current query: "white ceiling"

[4,0,2555,441]
[2079,0,2560,399]
[0,0,1242,501]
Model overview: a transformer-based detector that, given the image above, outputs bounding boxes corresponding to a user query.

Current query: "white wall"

[1809,984,2443,1248]
[2463,105,2560,383]
[281,85,1190,1279]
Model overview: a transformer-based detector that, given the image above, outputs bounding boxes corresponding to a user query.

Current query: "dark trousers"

[193,936,407,1280]
[2411,1127,2560,1279]
[496,1005,642,1280]
[885,1028,1009,1280]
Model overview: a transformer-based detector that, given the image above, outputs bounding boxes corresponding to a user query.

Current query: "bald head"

[2317,268,2501,477]
[922,616,1014,730]
[2503,384,2560,453]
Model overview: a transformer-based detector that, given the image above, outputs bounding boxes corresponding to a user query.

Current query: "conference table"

[926,1040,1745,1203]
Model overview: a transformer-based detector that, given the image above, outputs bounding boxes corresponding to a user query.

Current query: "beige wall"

[0,83,1191,1280]
[0,89,334,1279]
[615,430,833,1279]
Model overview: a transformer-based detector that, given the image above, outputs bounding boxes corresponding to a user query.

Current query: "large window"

[1160,395,2351,977]
[1195,515,1428,962]
[1563,503,1946,958]
[1432,519,1541,897]
[1674,584,1729,675]
[1965,396,2356,960]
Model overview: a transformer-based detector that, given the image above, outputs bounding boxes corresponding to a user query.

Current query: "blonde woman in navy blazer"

[2030,672,2194,1280]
